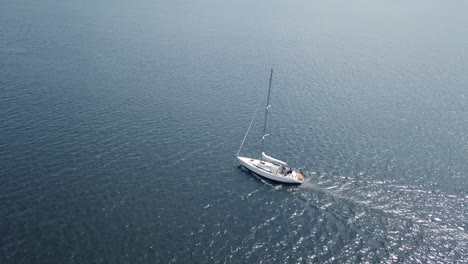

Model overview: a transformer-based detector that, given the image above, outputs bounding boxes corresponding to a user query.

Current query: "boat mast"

[260,68,273,158]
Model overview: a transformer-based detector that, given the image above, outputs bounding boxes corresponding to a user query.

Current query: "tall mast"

[260,68,273,158]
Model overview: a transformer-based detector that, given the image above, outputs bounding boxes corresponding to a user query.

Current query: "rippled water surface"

[1,0,467,263]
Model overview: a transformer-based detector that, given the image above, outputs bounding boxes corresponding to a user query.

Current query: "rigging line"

[236,98,262,157]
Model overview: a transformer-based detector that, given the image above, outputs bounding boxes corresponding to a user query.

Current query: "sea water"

[1,0,467,262]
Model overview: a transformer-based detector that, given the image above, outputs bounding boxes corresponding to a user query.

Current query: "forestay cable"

[236,98,262,157]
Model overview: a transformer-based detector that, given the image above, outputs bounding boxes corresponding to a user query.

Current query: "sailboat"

[236,69,305,184]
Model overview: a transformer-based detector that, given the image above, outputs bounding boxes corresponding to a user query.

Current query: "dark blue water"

[1,0,467,263]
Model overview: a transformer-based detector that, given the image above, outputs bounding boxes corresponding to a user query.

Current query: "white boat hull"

[237,156,304,184]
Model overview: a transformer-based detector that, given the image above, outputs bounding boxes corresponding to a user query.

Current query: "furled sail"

[262,152,287,166]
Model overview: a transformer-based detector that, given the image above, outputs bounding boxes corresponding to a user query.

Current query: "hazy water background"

[1,0,467,263]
